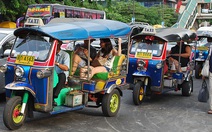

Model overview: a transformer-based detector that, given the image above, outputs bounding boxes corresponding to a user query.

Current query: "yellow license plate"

[135,52,152,59]
[15,55,35,66]
[197,46,208,51]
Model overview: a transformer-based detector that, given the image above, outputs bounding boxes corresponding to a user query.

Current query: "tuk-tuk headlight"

[137,60,146,71]
[36,70,52,79]
[0,64,7,73]
[15,66,24,77]
[156,62,162,69]
[199,52,203,56]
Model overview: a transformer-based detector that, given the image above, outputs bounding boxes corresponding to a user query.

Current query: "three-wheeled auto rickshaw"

[0,19,130,130]
[194,27,212,79]
[126,27,197,105]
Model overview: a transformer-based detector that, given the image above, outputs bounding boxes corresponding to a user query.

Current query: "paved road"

[0,78,211,132]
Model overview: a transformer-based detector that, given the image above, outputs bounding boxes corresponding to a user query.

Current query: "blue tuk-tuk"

[0,19,130,130]
[127,27,197,105]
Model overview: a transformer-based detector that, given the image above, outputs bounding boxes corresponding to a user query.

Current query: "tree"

[0,0,38,21]
[0,0,178,27]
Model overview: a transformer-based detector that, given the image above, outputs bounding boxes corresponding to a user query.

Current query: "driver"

[54,40,70,105]
[168,42,191,72]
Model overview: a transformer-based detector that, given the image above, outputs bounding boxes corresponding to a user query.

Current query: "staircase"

[172,0,198,29]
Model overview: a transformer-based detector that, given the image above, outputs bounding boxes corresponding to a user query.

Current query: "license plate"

[135,52,152,59]
[15,55,35,66]
[197,46,208,51]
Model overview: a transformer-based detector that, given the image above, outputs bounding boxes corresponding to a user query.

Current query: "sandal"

[208,110,212,114]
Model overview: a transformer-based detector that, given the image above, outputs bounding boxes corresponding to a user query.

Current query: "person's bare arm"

[55,62,69,71]
[83,49,92,61]
[113,38,122,56]
[170,46,191,58]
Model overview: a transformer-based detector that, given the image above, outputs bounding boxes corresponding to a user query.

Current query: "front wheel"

[102,89,120,117]
[195,63,203,79]
[133,81,145,105]
[181,78,193,96]
[3,96,27,130]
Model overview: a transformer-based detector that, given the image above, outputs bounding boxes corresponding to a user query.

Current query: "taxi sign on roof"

[25,17,44,26]
[141,25,156,35]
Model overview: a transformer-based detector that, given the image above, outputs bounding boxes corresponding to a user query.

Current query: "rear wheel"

[133,81,145,105]
[195,63,202,79]
[102,89,120,117]
[182,78,193,96]
[3,96,27,130]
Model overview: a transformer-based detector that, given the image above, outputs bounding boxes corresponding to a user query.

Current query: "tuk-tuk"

[194,27,212,79]
[126,27,197,105]
[0,19,130,130]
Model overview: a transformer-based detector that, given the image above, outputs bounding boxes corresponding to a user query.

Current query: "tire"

[3,96,27,130]
[133,81,145,105]
[195,63,202,79]
[102,89,120,117]
[181,78,193,96]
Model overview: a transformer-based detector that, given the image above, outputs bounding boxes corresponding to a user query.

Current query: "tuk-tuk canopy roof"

[196,27,212,38]
[14,19,130,41]
[132,27,197,42]
[156,28,197,42]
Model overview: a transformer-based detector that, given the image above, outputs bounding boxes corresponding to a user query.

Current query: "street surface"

[0,77,211,132]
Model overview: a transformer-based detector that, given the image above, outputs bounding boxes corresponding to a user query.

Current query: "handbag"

[201,60,209,77]
[198,79,209,103]
[91,57,107,67]
[201,47,211,77]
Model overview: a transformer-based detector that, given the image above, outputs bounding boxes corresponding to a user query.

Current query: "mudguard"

[5,82,36,97]
[106,84,123,96]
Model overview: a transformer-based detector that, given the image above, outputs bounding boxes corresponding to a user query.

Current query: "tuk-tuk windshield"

[130,40,164,57]
[11,35,52,61]
[0,33,7,40]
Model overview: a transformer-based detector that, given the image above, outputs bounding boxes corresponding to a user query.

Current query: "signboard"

[26,5,51,17]
[60,12,65,18]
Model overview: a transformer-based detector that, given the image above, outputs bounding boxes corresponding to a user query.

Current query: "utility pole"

[132,0,135,23]
[162,0,165,27]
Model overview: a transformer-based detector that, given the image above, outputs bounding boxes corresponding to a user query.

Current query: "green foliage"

[0,0,178,27]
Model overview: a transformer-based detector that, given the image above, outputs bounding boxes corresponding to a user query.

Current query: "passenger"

[71,39,97,75]
[54,41,70,102]
[168,42,191,72]
[81,38,122,79]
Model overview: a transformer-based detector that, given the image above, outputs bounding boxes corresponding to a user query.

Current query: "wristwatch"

[56,62,59,66]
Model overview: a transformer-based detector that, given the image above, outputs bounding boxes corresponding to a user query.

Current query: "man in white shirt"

[54,41,70,101]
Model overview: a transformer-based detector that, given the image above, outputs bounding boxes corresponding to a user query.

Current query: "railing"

[187,8,198,29]
[172,0,198,29]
